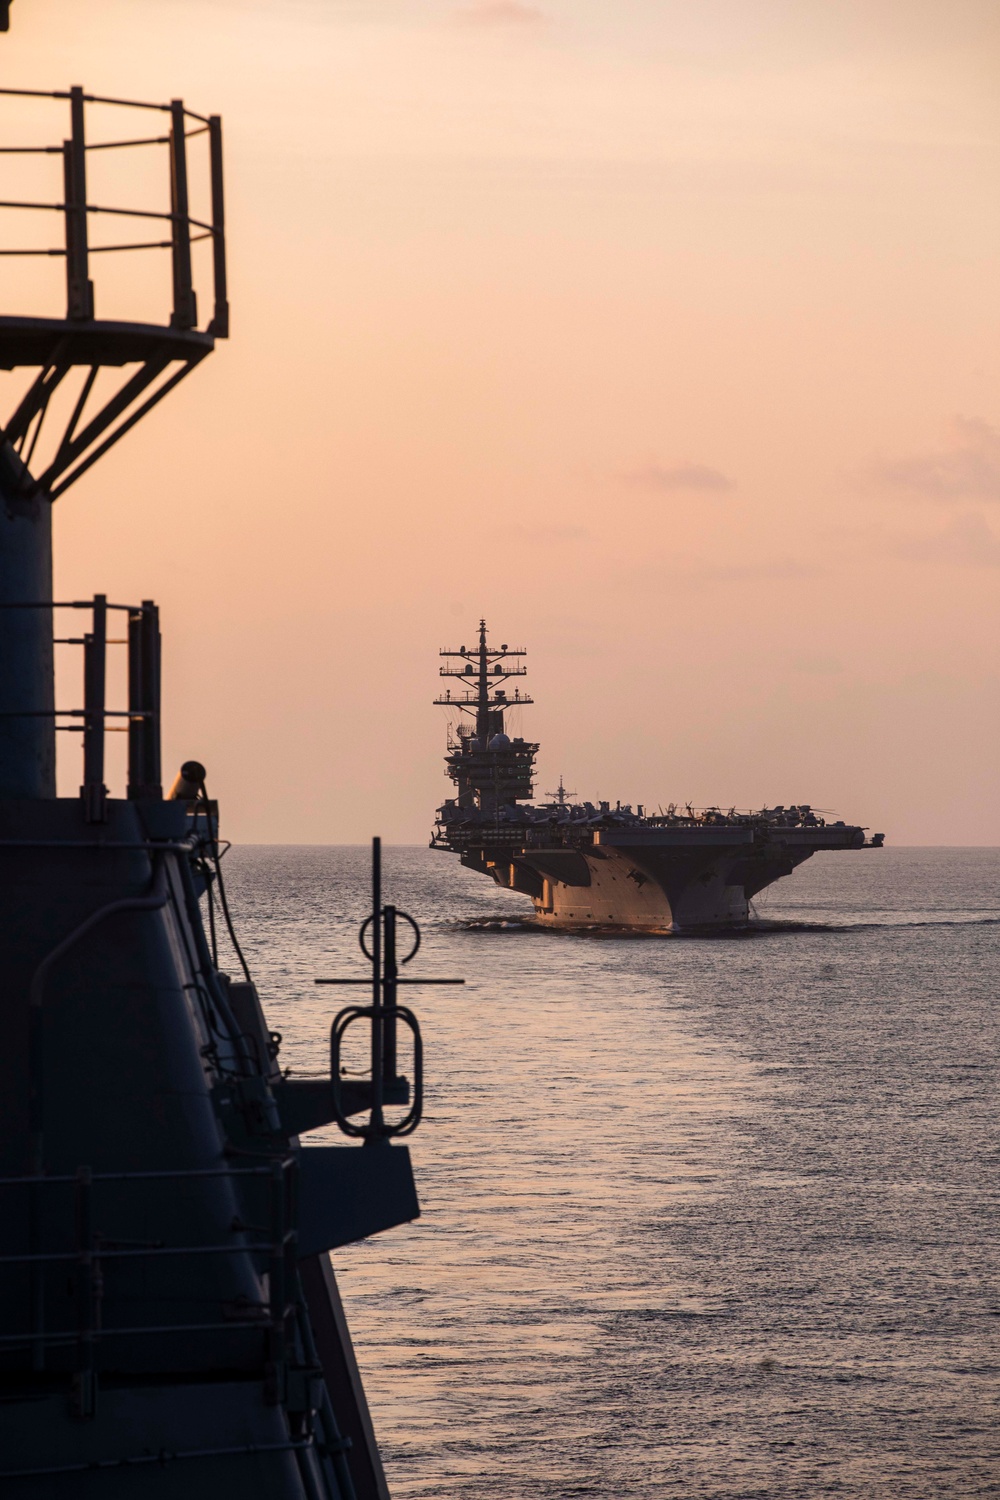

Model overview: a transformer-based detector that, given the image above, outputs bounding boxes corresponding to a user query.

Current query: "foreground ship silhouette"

[0,84,435,1496]
[433,622,884,930]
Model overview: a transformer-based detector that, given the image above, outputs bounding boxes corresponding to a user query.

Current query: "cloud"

[623,462,735,494]
[454,1,544,24]
[870,417,1000,502]
[889,511,1000,568]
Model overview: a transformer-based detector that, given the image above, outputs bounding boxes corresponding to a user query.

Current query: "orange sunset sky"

[2,0,998,844]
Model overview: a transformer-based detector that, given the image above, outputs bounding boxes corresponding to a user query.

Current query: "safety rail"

[0,1159,297,1406]
[0,85,227,501]
[0,85,226,335]
[439,664,528,676]
[439,644,527,656]
[435,688,532,706]
[0,594,160,816]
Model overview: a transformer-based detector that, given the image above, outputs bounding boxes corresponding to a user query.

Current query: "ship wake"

[452,913,1000,938]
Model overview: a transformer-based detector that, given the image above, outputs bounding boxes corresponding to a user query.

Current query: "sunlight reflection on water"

[225,846,1000,1500]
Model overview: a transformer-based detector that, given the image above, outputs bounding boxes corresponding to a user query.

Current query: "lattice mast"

[435,618,531,740]
[435,620,538,810]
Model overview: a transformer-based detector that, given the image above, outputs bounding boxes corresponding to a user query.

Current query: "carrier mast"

[435,621,538,812]
[436,618,531,743]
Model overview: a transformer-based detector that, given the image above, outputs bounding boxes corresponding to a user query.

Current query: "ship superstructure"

[433,623,884,930]
[0,82,430,1498]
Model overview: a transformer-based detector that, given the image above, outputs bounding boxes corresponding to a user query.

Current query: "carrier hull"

[458,824,868,932]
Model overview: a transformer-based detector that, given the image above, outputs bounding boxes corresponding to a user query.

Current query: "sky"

[1,0,998,843]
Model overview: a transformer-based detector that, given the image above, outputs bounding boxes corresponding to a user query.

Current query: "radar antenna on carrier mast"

[435,620,538,812]
[435,617,532,744]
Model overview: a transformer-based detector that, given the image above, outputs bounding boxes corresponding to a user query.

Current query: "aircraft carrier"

[432,623,884,931]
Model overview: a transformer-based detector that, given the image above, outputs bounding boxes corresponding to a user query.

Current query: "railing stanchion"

[207,115,229,337]
[63,85,93,320]
[127,600,161,800]
[168,99,196,330]
[81,593,106,822]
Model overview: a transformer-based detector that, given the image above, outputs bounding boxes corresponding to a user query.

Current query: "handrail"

[0,87,228,503]
[0,86,226,338]
[0,1319,278,1347]
[0,85,208,123]
[0,1153,300,1403]
[1,1241,293,1265]
[0,1437,315,1483]
[0,1161,292,1186]
[0,595,162,810]
[0,197,215,231]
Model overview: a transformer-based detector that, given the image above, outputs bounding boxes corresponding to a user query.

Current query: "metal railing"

[0,594,160,816]
[0,86,228,500]
[0,85,227,336]
[434,688,533,706]
[0,1159,297,1403]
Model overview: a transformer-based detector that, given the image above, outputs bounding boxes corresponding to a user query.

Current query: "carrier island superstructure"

[432,623,884,930]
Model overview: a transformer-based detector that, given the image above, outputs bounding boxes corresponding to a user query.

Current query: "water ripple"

[225,845,1000,1499]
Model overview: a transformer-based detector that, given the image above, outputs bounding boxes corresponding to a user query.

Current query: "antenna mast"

[434,619,538,811]
[435,618,532,742]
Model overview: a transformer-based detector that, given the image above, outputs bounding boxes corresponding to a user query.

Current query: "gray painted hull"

[477,826,866,931]
[529,846,751,930]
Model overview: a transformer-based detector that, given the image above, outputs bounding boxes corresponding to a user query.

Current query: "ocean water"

[224,845,1000,1499]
